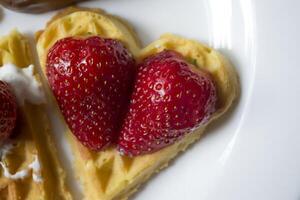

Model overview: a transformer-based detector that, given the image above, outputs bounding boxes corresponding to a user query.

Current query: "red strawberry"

[46,36,135,150]
[118,50,217,156]
[0,81,17,143]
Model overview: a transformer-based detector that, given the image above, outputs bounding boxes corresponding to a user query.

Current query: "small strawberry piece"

[0,81,17,143]
[46,36,135,150]
[118,50,217,156]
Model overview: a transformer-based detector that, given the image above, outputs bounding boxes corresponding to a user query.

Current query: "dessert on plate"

[0,30,71,200]
[36,7,239,200]
[0,0,86,13]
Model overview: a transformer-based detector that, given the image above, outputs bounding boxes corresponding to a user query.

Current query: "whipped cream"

[29,155,43,183]
[0,162,29,180]
[0,63,45,105]
[0,142,43,183]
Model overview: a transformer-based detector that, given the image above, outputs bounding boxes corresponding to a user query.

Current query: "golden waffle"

[36,7,239,200]
[0,30,72,200]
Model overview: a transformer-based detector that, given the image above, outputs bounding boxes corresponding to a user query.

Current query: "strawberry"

[118,50,217,156]
[0,81,17,143]
[46,36,135,150]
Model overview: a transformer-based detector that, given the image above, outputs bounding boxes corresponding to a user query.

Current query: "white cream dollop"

[0,142,43,183]
[0,63,45,105]
[29,155,43,183]
[0,162,29,180]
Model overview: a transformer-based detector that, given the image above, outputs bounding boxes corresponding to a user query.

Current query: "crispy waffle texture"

[0,30,71,200]
[36,7,239,200]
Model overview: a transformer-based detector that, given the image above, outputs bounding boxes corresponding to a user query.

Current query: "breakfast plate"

[0,0,299,200]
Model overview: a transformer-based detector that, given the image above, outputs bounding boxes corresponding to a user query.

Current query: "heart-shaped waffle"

[0,30,71,200]
[36,7,239,200]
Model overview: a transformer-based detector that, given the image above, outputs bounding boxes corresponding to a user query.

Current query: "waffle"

[36,7,239,200]
[0,30,72,200]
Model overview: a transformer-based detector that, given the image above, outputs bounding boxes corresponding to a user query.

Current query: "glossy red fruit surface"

[0,81,17,143]
[46,36,135,150]
[118,50,217,156]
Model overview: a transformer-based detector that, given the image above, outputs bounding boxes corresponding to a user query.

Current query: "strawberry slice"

[118,50,217,156]
[0,81,17,143]
[46,36,135,150]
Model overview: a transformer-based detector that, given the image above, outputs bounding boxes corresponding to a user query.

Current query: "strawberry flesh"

[118,50,217,156]
[46,36,135,150]
[0,81,17,143]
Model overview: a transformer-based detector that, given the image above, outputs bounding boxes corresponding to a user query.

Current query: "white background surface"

[0,0,299,199]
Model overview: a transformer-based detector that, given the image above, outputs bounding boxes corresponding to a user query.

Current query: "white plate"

[1,0,299,199]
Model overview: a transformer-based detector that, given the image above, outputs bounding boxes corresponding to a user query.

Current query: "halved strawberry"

[46,36,135,150]
[118,50,217,156]
[0,81,17,143]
